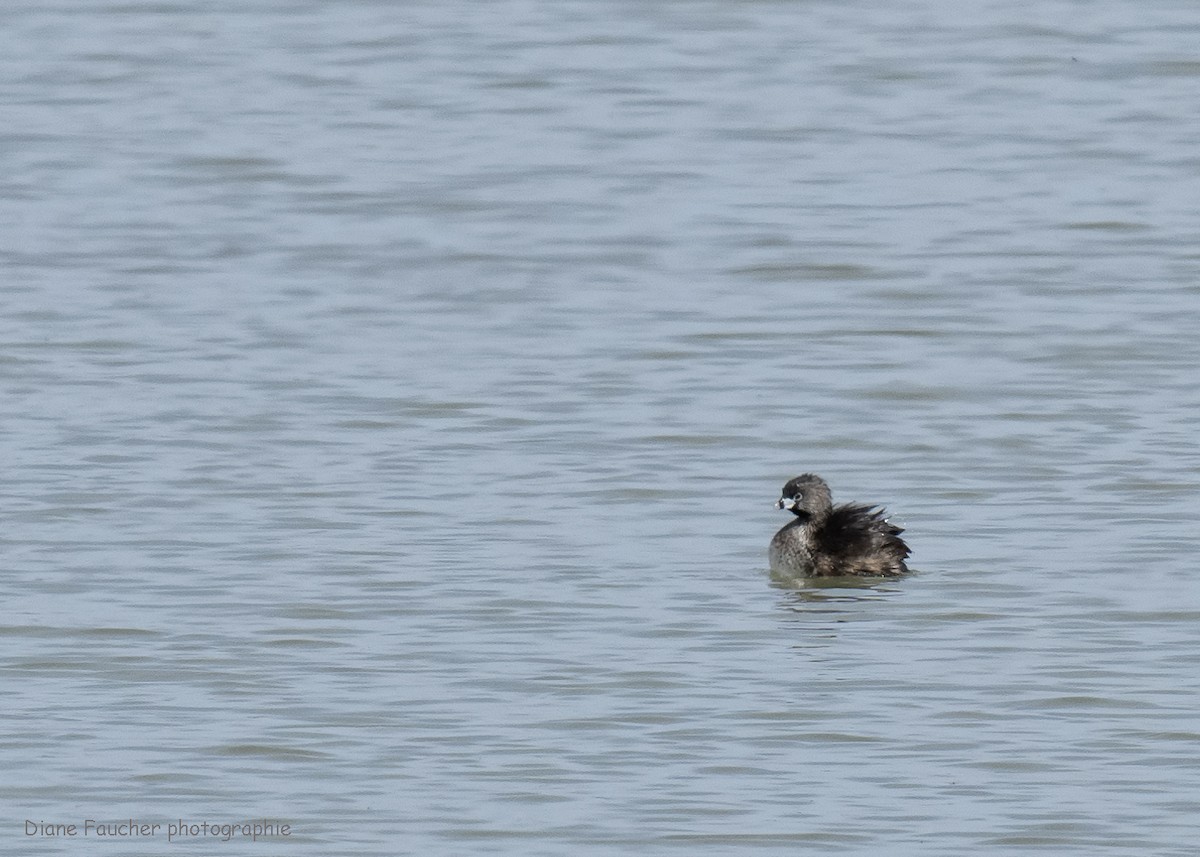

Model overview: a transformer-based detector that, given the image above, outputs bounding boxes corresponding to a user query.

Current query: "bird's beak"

[776,497,796,511]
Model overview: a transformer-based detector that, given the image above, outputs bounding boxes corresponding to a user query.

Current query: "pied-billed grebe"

[769,474,910,578]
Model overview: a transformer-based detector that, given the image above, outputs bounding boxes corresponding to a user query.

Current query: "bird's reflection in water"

[770,573,908,646]
[770,567,909,608]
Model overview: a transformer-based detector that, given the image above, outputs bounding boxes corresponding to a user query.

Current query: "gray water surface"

[4,2,1200,855]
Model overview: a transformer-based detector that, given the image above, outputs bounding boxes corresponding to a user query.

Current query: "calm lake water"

[4,1,1200,855]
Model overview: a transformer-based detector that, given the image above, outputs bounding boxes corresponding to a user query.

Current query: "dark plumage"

[769,474,910,578]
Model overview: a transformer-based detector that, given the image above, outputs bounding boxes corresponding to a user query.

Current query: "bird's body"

[769,474,909,578]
